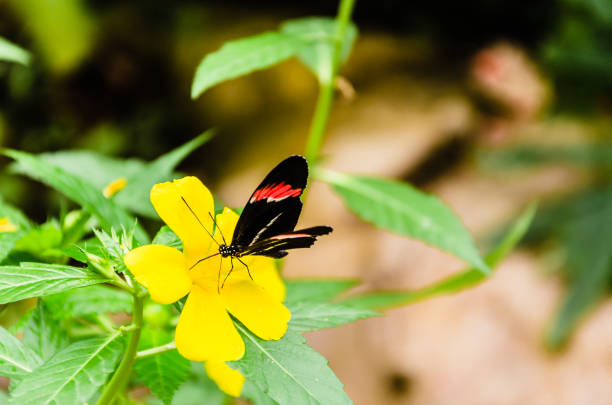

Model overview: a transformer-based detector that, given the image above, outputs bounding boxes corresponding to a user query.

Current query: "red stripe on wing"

[250,182,302,203]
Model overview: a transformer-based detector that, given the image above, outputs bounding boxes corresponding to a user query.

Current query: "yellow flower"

[0,218,17,233]
[103,177,127,198]
[205,360,245,397]
[123,176,290,363]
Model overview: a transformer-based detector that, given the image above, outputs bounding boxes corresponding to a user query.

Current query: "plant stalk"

[135,341,177,360]
[304,0,356,168]
[96,289,144,405]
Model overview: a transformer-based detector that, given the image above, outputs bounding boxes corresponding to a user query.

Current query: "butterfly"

[183,155,332,290]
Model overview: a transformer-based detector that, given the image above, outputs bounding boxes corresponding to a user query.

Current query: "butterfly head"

[219,244,242,258]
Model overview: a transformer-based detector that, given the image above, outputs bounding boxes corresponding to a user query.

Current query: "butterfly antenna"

[208,212,228,245]
[221,257,234,289]
[189,252,220,270]
[236,257,253,281]
[180,196,220,247]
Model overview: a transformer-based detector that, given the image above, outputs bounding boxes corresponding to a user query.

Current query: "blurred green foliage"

[542,0,612,112]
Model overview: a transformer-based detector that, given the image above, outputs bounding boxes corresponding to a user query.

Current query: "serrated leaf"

[23,301,69,361]
[340,203,537,309]
[44,285,132,320]
[288,301,378,333]
[9,333,124,405]
[135,329,190,405]
[191,32,305,98]
[0,326,42,380]
[61,238,106,264]
[280,17,357,83]
[316,168,490,275]
[148,362,226,405]
[152,226,182,250]
[232,324,352,405]
[4,149,149,244]
[0,37,30,66]
[92,228,132,274]
[0,263,107,304]
[285,279,358,304]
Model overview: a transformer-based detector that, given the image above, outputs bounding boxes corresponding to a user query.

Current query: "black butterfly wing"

[232,155,308,247]
[240,226,333,258]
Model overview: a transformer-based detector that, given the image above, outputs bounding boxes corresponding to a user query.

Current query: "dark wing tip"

[298,225,333,237]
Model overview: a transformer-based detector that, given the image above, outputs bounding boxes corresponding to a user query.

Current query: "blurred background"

[1,0,612,404]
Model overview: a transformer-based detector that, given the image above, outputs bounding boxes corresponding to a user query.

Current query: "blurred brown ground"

[217,33,610,405]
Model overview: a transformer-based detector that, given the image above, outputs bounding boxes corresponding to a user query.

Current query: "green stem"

[135,341,177,360]
[303,0,356,168]
[96,288,144,405]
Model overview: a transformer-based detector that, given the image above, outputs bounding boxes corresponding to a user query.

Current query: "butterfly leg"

[217,256,223,293]
[190,252,220,270]
[221,257,235,289]
[236,257,253,281]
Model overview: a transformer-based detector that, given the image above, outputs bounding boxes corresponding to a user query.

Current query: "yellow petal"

[175,285,244,361]
[227,256,285,302]
[222,281,290,340]
[0,218,17,233]
[103,177,127,198]
[123,245,191,304]
[204,361,245,397]
[150,176,215,267]
[214,207,239,246]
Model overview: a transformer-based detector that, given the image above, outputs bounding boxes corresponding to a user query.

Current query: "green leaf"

[0,263,107,304]
[148,362,226,405]
[316,168,490,274]
[242,380,280,405]
[134,329,190,405]
[92,227,133,274]
[280,17,358,83]
[14,220,63,261]
[4,149,149,244]
[61,238,106,264]
[191,32,305,99]
[23,301,69,361]
[0,196,32,264]
[232,324,352,405]
[44,285,132,320]
[29,133,212,218]
[9,333,124,405]
[478,142,612,170]
[27,151,145,191]
[0,195,31,230]
[341,202,537,309]
[546,189,612,350]
[0,37,31,66]
[285,279,358,304]
[114,131,214,217]
[0,326,42,380]
[288,301,378,333]
[152,226,182,250]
